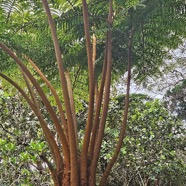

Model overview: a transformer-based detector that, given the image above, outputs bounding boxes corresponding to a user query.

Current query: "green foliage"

[101,94,186,185]
[1,0,185,83]
[162,55,186,120]
[165,80,186,120]
[113,0,186,82]
[1,90,185,185]
[0,94,51,185]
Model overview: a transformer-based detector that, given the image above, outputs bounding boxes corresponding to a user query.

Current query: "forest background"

[0,0,186,186]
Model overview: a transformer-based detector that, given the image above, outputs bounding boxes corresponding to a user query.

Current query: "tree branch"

[24,56,69,144]
[41,1,79,185]
[80,0,95,184]
[89,36,108,159]
[99,28,134,186]
[90,1,114,184]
